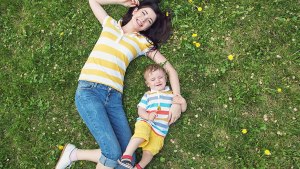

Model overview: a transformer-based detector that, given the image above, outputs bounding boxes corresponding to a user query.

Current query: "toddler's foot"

[117,155,133,169]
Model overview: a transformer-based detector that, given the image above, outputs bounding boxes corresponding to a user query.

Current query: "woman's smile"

[136,18,143,27]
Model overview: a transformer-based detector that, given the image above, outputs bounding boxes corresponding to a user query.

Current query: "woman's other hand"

[168,104,181,125]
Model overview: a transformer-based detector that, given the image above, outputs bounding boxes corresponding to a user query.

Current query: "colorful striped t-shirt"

[79,16,153,93]
[137,86,174,137]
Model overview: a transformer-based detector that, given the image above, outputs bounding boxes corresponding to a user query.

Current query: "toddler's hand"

[148,112,157,121]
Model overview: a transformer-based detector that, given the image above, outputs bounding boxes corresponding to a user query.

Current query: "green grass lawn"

[1,0,299,168]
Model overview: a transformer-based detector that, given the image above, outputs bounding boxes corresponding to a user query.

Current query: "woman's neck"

[122,22,137,34]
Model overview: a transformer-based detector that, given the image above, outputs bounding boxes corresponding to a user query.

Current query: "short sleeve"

[142,38,154,55]
[102,15,118,28]
[102,15,110,27]
[137,93,148,109]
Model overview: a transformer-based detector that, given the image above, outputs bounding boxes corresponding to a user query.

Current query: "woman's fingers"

[128,0,139,7]
[168,104,182,125]
[133,0,139,6]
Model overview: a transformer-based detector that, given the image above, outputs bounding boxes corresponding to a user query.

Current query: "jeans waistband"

[78,80,119,93]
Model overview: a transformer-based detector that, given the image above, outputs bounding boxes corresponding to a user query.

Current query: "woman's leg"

[105,88,136,163]
[56,146,103,169]
[75,149,101,162]
[74,149,111,169]
[75,81,123,168]
[73,149,112,169]
[96,162,113,169]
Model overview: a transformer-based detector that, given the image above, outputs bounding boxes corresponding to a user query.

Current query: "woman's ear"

[132,7,138,15]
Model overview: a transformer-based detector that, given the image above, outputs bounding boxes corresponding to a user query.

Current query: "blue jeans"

[75,80,133,168]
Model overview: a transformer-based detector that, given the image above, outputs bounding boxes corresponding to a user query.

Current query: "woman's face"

[131,7,157,32]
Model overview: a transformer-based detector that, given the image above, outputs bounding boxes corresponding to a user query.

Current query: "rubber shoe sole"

[55,144,76,169]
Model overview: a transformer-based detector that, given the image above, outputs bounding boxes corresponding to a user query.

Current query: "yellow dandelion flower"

[60,32,64,36]
[241,129,248,134]
[198,7,203,12]
[195,42,201,48]
[193,41,197,44]
[264,149,271,156]
[58,145,64,150]
[188,0,193,3]
[166,12,169,17]
[192,33,197,37]
[228,54,234,61]
[277,88,282,93]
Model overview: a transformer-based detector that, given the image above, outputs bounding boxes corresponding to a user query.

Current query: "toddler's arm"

[138,107,157,121]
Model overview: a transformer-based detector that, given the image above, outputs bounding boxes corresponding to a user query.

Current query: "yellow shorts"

[132,121,164,155]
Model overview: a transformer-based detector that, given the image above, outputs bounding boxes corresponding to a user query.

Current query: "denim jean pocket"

[78,80,94,89]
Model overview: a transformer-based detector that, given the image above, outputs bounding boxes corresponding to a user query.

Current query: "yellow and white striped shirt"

[79,16,153,93]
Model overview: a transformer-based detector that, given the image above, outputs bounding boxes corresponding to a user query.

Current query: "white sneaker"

[55,144,76,169]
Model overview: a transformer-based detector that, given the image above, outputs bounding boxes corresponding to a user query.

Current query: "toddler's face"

[145,69,167,91]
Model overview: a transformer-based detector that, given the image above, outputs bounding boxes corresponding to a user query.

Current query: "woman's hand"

[120,0,139,7]
[168,104,181,125]
[173,94,187,112]
[172,95,185,105]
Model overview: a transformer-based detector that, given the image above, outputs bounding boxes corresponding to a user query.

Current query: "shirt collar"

[117,19,122,27]
[150,86,170,92]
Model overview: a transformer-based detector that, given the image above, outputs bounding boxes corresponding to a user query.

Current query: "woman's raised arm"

[147,50,181,95]
[147,49,184,124]
[89,0,139,25]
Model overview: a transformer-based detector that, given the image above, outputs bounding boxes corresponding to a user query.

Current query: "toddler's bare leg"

[135,150,153,169]
[123,137,145,155]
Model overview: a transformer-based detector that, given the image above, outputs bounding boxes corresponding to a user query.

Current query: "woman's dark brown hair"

[121,0,172,50]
